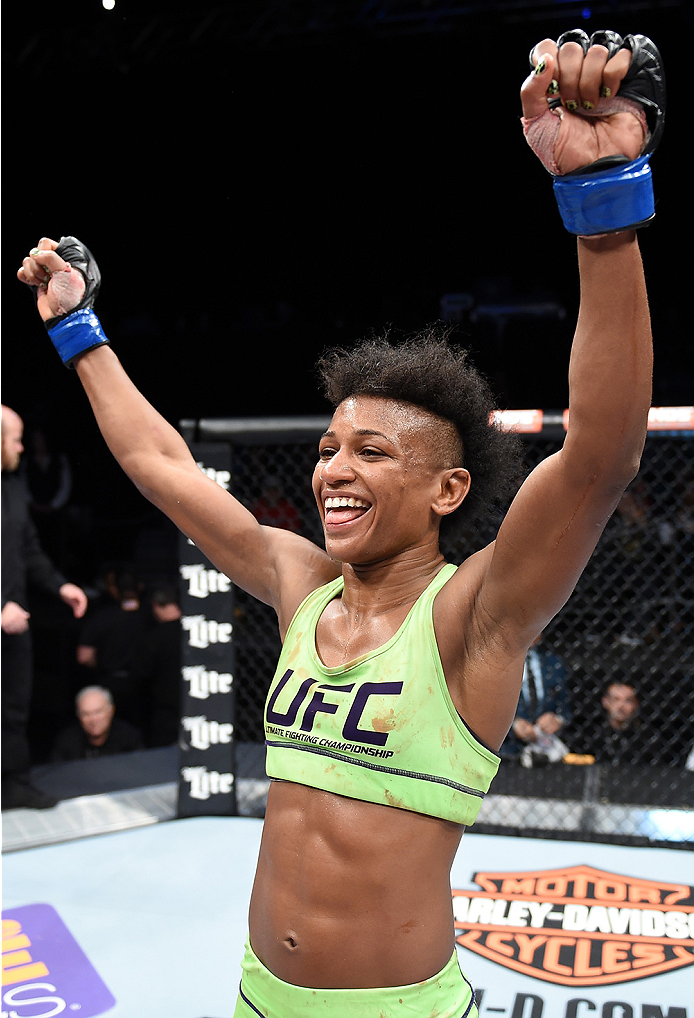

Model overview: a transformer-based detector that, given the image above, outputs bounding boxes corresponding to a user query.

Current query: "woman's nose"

[321,452,356,482]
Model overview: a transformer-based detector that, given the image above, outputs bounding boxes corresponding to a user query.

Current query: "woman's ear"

[432,468,471,517]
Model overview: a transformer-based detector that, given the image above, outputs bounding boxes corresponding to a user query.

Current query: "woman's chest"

[314,601,412,667]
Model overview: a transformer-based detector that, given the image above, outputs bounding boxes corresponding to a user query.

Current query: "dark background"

[3,0,693,573]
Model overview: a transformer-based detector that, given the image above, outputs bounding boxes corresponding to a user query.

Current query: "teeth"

[325,497,369,509]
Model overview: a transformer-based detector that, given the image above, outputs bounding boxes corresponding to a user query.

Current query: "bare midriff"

[248,779,464,989]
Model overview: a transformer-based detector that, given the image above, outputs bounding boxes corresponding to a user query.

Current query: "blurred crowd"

[2,405,182,809]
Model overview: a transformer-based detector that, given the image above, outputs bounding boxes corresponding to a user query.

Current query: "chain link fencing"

[183,417,694,847]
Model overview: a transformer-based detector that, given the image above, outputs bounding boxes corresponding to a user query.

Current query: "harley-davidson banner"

[450,835,692,1017]
[453,863,693,986]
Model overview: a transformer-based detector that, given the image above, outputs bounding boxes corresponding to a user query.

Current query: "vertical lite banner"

[177,443,237,817]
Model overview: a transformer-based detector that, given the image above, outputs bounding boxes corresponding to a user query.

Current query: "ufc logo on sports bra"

[266,669,403,746]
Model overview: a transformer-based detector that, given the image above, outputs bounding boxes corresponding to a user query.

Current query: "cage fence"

[183,418,693,847]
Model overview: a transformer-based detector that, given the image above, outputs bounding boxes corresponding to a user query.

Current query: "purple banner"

[2,903,115,1017]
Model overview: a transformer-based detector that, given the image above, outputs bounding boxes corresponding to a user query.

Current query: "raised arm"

[17,238,336,624]
[470,32,660,651]
[482,231,650,633]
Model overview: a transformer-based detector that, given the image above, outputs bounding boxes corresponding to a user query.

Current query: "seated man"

[51,686,143,761]
[570,679,694,768]
[501,633,572,765]
[578,680,647,765]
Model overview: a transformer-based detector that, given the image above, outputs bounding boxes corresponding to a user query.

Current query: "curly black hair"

[316,325,523,530]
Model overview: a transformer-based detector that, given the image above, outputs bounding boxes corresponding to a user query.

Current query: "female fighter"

[18,29,662,1018]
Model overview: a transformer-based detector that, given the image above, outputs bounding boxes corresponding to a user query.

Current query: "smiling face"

[312,396,470,566]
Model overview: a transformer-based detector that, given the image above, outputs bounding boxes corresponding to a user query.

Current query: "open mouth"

[324,496,371,526]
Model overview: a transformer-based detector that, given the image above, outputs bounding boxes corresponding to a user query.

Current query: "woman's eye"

[319,447,336,459]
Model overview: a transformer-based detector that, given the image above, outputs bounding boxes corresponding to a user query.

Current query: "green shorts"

[233,938,478,1018]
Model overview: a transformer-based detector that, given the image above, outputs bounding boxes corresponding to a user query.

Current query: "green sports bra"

[264,563,500,825]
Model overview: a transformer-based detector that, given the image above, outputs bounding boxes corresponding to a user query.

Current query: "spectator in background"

[22,420,73,565]
[573,677,694,768]
[501,632,571,766]
[2,404,88,810]
[133,584,182,747]
[578,680,644,765]
[76,567,150,729]
[251,475,303,534]
[51,686,143,761]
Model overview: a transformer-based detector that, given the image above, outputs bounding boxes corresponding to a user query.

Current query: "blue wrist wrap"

[46,308,110,368]
[553,154,654,236]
